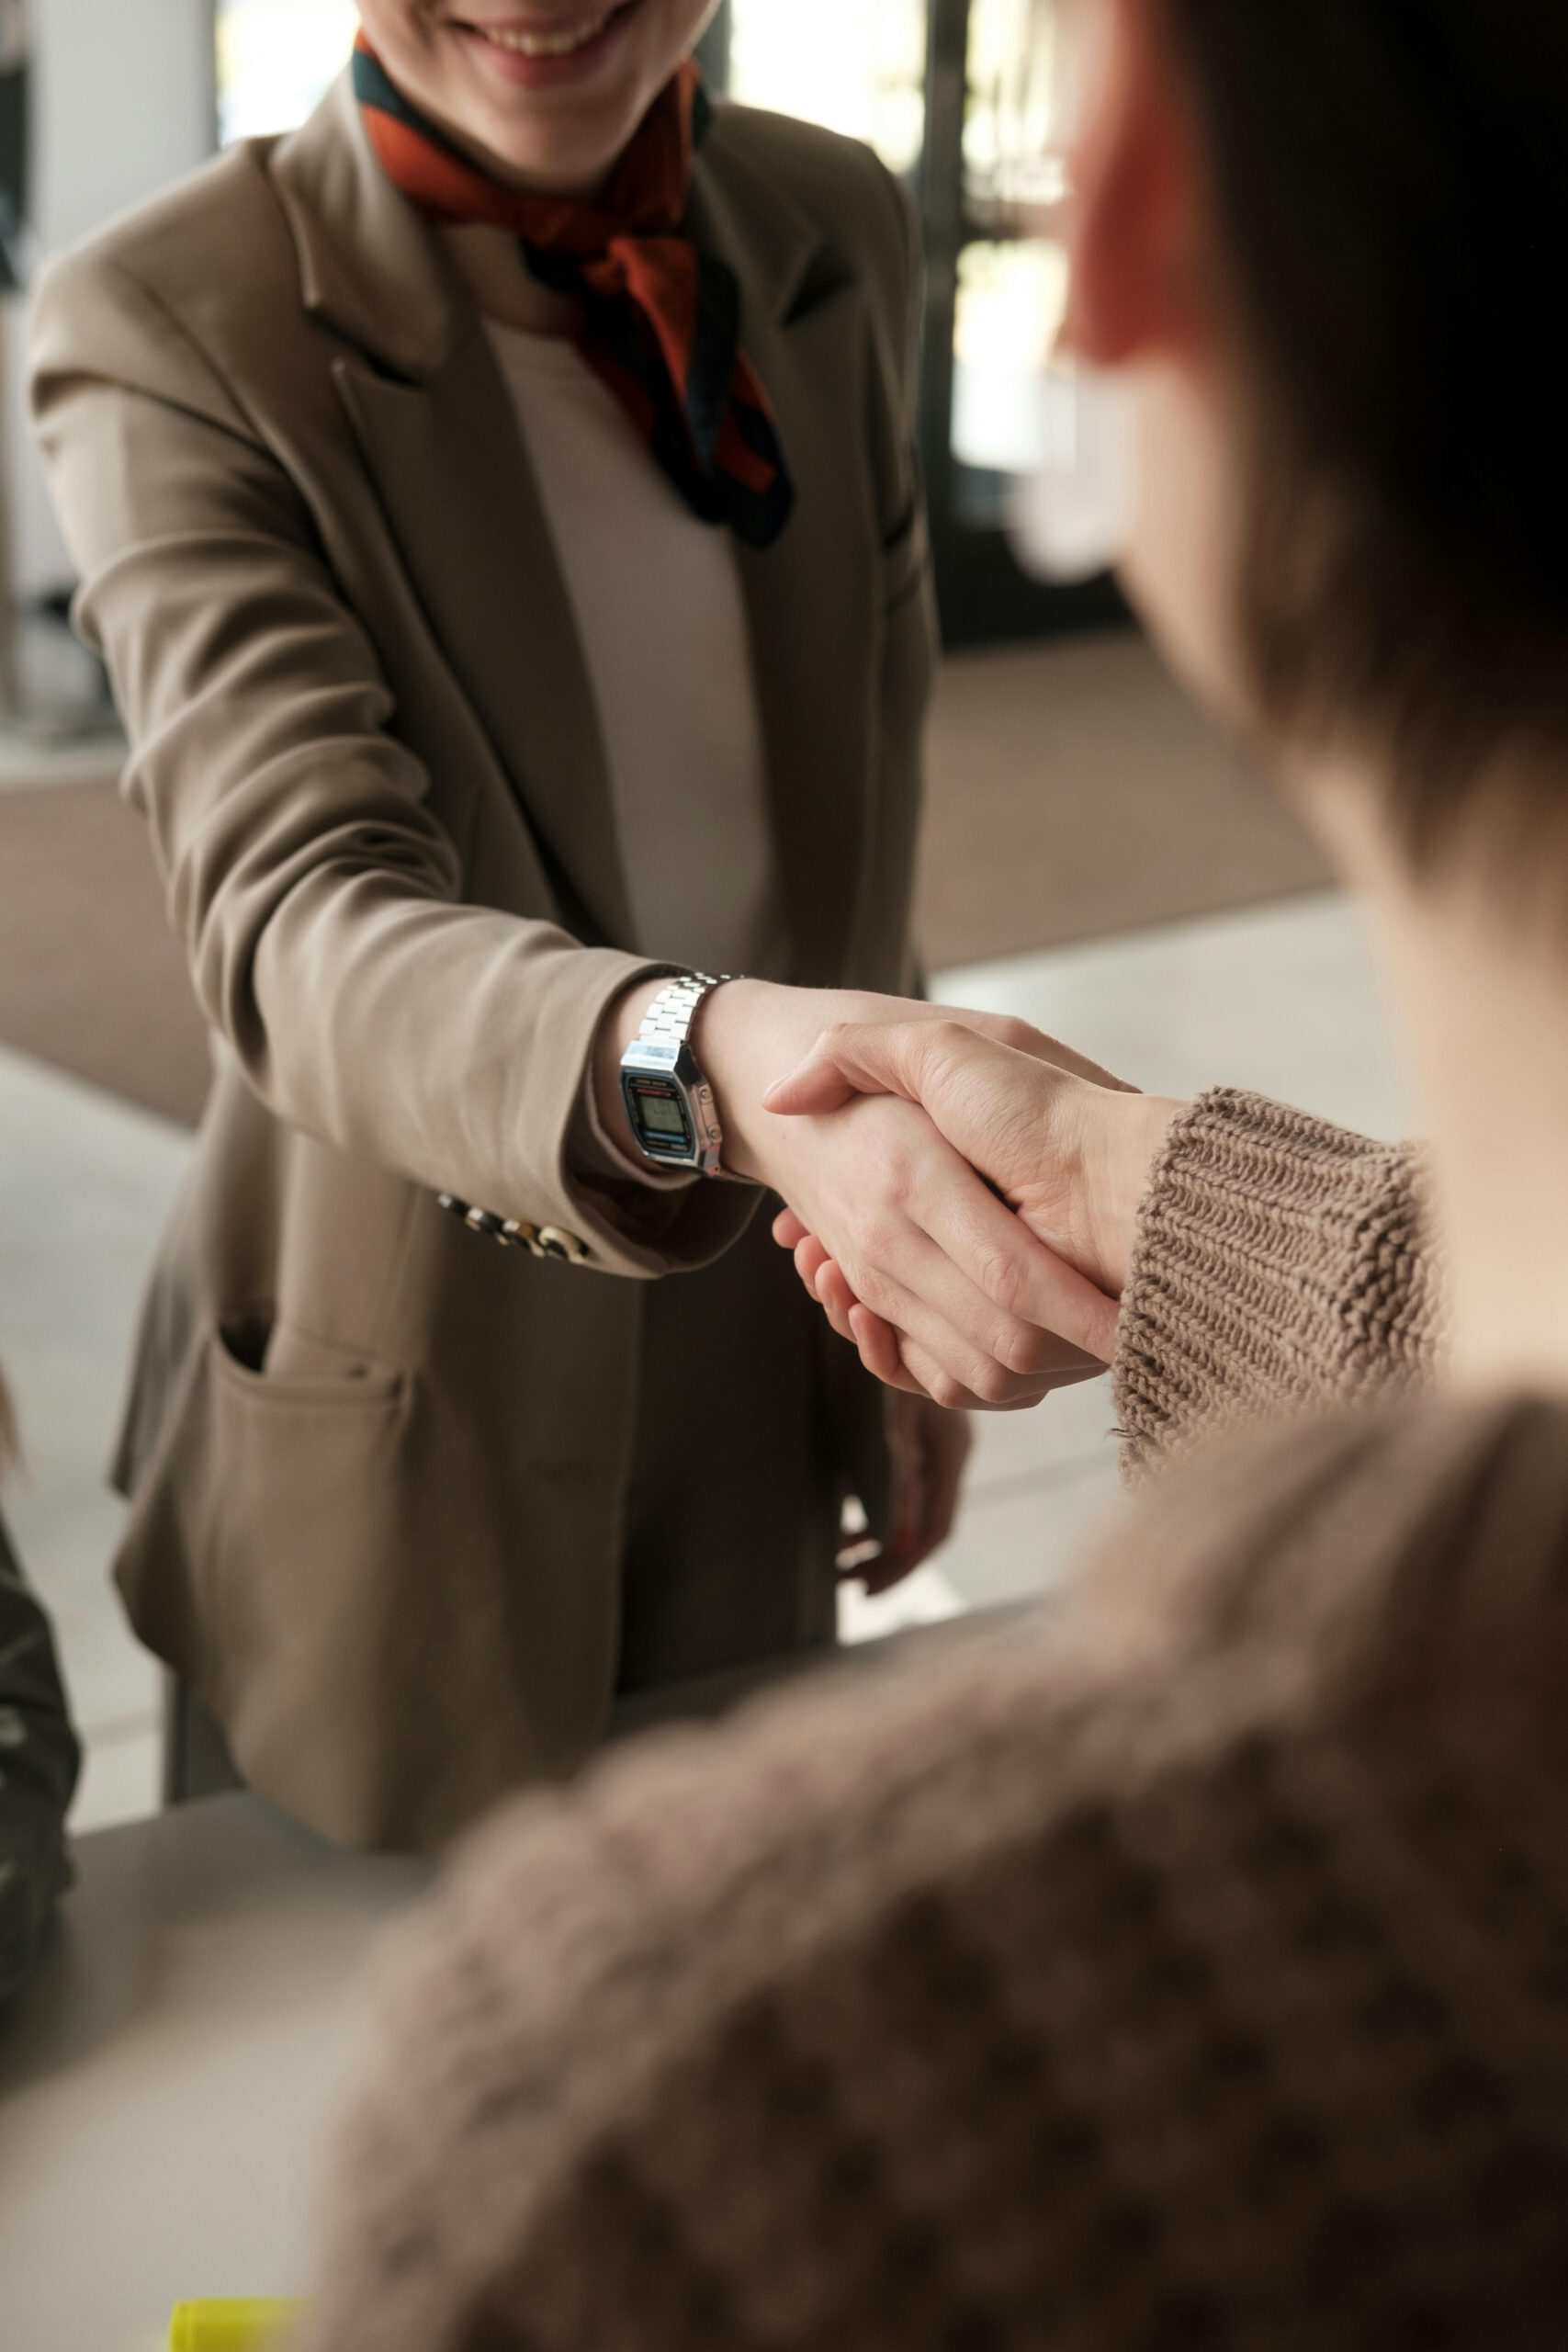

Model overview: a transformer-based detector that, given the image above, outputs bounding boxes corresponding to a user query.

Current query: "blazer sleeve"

[1112,1087,1444,1483]
[0,1515,79,2003]
[26,247,757,1280]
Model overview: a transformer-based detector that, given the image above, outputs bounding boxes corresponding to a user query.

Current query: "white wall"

[11,0,215,595]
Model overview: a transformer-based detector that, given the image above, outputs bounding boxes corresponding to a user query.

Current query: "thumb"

[761,1020,930,1116]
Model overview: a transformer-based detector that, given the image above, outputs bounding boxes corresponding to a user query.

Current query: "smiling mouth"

[458,5,635,60]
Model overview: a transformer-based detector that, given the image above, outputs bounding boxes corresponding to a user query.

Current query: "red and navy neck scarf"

[353,39,795,549]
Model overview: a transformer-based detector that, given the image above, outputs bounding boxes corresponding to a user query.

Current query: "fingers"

[791,1233,853,1344]
[907,1139,1122,1366]
[815,1257,863,1346]
[847,1302,929,1396]
[815,1114,1114,1386]
[834,1216,1059,1407]
[761,1018,932,1117]
[772,1206,808,1250]
[855,1390,975,1595]
[791,1197,1071,1399]
[895,1328,1102,1412]
[777,1102,1117,1404]
[795,1214,1112,1411]
[763,1007,1131,1124]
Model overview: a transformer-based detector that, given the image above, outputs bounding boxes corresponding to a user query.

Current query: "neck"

[1320,772,1568,1397]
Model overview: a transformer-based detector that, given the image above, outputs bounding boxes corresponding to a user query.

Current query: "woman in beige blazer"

[28,1,1115,1850]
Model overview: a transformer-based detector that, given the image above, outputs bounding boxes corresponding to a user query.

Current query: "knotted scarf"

[353,38,795,548]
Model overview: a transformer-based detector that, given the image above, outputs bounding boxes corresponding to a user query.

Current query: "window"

[215,0,357,145]
[727,0,926,177]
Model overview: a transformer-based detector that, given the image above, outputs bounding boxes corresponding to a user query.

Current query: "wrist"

[1082,1088,1187,1293]
[691,977,807,1183]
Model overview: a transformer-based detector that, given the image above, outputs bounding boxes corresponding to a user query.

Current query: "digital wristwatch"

[618,973,736,1176]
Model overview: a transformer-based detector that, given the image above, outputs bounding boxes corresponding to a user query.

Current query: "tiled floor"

[0,888,1411,1833]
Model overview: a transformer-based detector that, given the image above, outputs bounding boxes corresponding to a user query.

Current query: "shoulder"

[1079,1390,1568,1713]
[703,98,915,311]
[303,1395,1568,2348]
[28,136,298,401]
[421,1394,1568,1998]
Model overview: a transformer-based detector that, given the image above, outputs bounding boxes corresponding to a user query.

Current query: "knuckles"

[850,1211,903,1275]
[997,1320,1057,1379]
[967,1356,1021,1408]
[973,1240,1028,1321]
[995,1015,1045,1057]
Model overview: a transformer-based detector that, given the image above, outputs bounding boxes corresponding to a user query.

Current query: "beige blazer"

[28,75,935,1850]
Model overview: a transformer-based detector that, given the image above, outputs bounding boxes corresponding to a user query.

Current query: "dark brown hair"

[1164,0,1568,858]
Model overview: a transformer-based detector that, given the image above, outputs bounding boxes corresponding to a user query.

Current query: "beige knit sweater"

[304,1093,1568,2352]
[1113,1088,1442,1478]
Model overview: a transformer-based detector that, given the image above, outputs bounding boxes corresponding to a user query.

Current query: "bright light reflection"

[728,0,927,175]
[953,239,1067,475]
[216,0,358,144]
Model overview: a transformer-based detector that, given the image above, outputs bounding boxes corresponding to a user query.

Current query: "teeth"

[477,13,613,57]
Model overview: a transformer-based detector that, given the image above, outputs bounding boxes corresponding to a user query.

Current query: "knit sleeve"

[1111,1087,1443,1484]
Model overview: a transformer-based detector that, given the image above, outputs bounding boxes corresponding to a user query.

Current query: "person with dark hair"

[293,0,1568,2343]
[0,1377,79,2005]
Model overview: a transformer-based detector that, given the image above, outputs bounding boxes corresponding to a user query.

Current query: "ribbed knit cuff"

[1112,1088,1440,1486]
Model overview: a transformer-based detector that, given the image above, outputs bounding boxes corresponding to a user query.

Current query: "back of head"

[1160,0,1568,861]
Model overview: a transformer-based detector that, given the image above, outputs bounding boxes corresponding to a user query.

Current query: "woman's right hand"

[597,978,1122,1409]
[759,1017,1187,1405]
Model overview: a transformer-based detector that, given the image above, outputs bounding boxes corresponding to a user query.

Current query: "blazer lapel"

[270,76,634,948]
[268,76,886,976]
[689,128,884,986]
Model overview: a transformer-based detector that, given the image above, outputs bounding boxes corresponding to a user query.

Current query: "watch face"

[626,1073,695,1159]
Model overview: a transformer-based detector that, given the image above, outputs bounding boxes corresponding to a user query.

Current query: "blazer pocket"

[216,1313,405,1401]
[197,1319,409,1718]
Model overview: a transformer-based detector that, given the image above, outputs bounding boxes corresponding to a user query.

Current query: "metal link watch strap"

[626,971,744,1179]
[633,972,729,1052]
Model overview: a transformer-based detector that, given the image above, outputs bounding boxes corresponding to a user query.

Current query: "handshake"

[691,980,1188,1417]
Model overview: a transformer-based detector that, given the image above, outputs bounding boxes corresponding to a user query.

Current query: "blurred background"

[0,0,1404,1833]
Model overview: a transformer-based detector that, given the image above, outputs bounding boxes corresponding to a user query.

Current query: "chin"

[437,4,676,190]
[472,74,654,188]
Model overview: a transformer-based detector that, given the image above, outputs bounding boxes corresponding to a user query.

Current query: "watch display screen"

[627,1075,694,1156]
[639,1094,688,1138]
